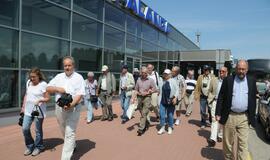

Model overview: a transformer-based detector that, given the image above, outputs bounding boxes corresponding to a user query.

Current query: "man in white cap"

[96,65,116,121]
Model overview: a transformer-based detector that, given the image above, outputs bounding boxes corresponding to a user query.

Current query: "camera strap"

[37,105,44,118]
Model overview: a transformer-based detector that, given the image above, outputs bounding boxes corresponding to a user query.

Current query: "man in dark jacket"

[216,60,256,160]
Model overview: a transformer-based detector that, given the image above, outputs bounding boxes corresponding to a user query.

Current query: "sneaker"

[168,127,173,135]
[157,126,165,135]
[24,148,32,156]
[31,148,41,156]
[175,119,180,125]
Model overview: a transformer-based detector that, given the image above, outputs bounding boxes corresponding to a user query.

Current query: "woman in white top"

[21,67,50,156]
[84,72,98,123]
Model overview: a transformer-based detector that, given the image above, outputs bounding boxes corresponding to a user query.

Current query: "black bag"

[57,93,73,107]
[90,95,98,103]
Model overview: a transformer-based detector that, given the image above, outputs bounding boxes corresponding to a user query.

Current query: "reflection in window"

[22,0,70,38]
[48,0,70,8]
[72,43,102,71]
[126,34,141,56]
[104,25,124,52]
[127,15,141,37]
[105,4,125,29]
[0,27,18,68]
[142,40,158,59]
[21,32,69,69]
[72,13,102,46]
[0,0,19,27]
[104,50,124,73]
[73,0,103,20]
[0,70,18,109]
[142,23,158,44]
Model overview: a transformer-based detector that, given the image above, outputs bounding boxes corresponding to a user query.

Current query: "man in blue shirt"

[216,60,256,160]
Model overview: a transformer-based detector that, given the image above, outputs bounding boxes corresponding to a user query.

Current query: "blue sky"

[143,0,270,59]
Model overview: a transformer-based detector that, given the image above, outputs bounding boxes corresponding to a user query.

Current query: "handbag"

[90,95,98,103]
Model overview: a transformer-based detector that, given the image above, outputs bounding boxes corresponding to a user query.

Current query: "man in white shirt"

[46,56,85,160]
[147,64,160,121]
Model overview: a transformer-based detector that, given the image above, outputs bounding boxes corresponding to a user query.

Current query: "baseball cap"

[121,64,128,69]
[101,65,108,72]
[133,68,139,73]
[163,69,171,74]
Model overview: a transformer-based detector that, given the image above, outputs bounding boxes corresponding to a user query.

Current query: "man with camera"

[194,65,216,128]
[46,56,85,160]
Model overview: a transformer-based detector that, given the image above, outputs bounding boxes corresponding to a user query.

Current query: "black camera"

[57,93,73,108]
[18,112,24,126]
[203,82,208,88]
[31,110,39,117]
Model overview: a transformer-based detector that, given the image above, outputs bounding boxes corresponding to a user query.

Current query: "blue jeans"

[120,91,131,120]
[85,100,94,122]
[22,115,44,150]
[159,103,175,128]
[200,97,208,125]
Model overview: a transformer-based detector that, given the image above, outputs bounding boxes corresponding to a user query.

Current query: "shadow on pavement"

[43,138,64,152]
[197,129,210,139]
[127,123,139,131]
[188,119,201,127]
[201,147,224,160]
[71,139,96,160]
[254,121,270,145]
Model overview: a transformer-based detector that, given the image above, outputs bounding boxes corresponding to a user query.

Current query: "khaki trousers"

[99,91,113,119]
[55,104,81,160]
[137,96,151,130]
[209,100,222,141]
[183,93,194,115]
[223,112,249,160]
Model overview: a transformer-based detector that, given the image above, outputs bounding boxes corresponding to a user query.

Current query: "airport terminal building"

[0,0,200,112]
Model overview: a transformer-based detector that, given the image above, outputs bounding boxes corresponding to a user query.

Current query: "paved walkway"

[0,101,224,160]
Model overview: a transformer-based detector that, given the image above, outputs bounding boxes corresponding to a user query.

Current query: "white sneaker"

[168,127,173,135]
[157,126,166,135]
[175,119,180,125]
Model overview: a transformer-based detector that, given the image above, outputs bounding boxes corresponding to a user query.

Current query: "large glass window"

[72,43,102,71]
[73,0,103,20]
[127,15,141,37]
[0,27,18,68]
[48,0,70,8]
[142,40,158,59]
[22,0,70,39]
[72,13,102,46]
[159,32,167,49]
[105,4,125,30]
[126,34,141,56]
[142,23,158,44]
[21,32,69,69]
[0,70,18,109]
[104,25,124,52]
[0,0,19,27]
[104,50,124,73]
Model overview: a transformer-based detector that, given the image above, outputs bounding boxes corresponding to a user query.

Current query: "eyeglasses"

[219,70,226,73]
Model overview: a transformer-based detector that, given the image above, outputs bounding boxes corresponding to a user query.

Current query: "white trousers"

[55,104,81,160]
[209,100,223,141]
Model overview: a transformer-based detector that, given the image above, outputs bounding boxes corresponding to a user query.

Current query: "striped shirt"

[185,78,197,93]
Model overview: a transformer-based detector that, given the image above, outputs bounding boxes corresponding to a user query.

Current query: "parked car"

[257,91,270,141]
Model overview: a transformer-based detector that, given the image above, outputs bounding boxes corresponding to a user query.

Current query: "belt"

[230,110,247,114]
[138,95,151,98]
[101,89,107,92]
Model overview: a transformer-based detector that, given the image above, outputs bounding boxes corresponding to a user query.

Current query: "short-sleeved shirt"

[85,79,97,99]
[47,72,86,102]
[25,80,47,118]
[135,77,156,95]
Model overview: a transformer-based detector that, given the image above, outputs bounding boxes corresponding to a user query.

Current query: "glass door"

[126,56,141,73]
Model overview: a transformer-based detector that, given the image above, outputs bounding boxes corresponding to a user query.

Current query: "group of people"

[20,55,256,160]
